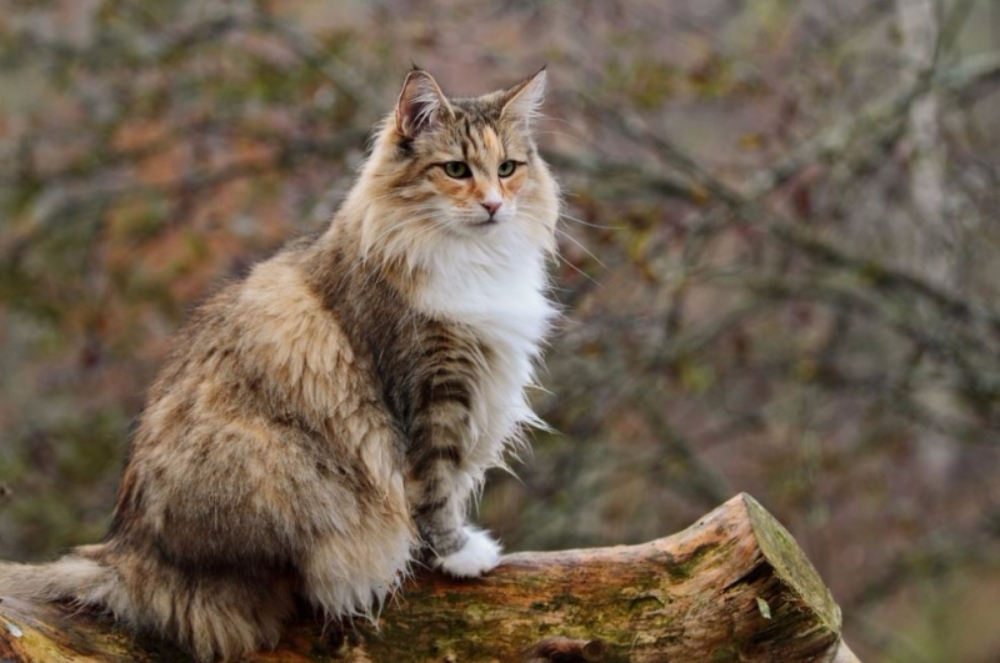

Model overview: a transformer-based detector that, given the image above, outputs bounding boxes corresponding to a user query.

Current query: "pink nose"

[481,200,502,216]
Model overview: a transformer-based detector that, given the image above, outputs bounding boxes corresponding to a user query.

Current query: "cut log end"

[0,493,858,662]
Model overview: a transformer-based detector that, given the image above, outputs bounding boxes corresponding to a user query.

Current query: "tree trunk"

[0,493,859,662]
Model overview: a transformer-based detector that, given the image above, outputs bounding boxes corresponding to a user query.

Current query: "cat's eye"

[498,160,517,178]
[443,161,471,179]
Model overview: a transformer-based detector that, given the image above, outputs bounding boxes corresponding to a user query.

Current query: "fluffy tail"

[0,543,295,662]
[0,544,121,607]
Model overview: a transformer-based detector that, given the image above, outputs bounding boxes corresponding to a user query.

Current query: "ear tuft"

[501,68,547,125]
[395,70,453,139]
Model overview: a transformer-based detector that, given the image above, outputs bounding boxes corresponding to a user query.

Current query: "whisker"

[516,210,607,271]
[558,212,621,231]
[516,203,621,231]
[550,249,601,285]
[515,213,603,285]
[554,226,606,269]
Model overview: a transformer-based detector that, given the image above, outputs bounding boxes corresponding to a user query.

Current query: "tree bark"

[0,493,858,662]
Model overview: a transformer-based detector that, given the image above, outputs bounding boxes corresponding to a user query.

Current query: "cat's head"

[354,68,559,267]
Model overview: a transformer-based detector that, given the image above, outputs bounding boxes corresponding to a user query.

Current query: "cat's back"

[146,237,350,402]
[135,234,391,468]
[116,236,405,561]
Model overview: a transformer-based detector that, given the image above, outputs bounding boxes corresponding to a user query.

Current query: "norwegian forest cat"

[0,68,558,661]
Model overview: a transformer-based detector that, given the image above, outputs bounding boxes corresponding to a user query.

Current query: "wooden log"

[0,493,859,662]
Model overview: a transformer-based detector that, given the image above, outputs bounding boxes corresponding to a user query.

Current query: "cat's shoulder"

[176,232,341,349]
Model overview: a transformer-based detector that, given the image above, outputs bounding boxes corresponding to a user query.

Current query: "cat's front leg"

[420,503,501,578]
[407,392,501,577]
[435,524,501,577]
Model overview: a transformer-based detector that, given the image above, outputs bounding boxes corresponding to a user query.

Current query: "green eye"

[443,161,471,178]
[498,160,517,177]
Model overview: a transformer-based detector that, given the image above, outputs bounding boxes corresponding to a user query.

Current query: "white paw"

[435,527,502,578]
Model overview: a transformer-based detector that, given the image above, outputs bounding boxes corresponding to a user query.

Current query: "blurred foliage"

[1,1,1000,661]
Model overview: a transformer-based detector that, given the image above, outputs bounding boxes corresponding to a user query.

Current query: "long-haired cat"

[0,67,558,661]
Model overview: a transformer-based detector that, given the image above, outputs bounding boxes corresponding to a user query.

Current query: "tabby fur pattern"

[0,67,559,661]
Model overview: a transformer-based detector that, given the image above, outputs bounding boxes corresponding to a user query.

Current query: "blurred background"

[0,0,998,660]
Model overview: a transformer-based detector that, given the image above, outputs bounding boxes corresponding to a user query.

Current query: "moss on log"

[0,493,859,662]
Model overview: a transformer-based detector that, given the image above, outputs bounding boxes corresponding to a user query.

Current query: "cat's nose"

[481,200,503,217]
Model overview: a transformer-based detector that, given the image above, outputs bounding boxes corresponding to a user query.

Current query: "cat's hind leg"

[299,500,415,619]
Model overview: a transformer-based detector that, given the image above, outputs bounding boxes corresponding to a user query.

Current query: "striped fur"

[0,68,559,661]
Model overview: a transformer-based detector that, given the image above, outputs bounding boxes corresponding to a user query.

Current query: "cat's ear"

[500,68,547,125]
[395,69,453,139]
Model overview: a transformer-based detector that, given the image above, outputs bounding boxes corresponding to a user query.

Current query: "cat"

[0,67,559,661]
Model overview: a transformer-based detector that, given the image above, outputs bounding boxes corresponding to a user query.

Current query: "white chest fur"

[415,235,555,467]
